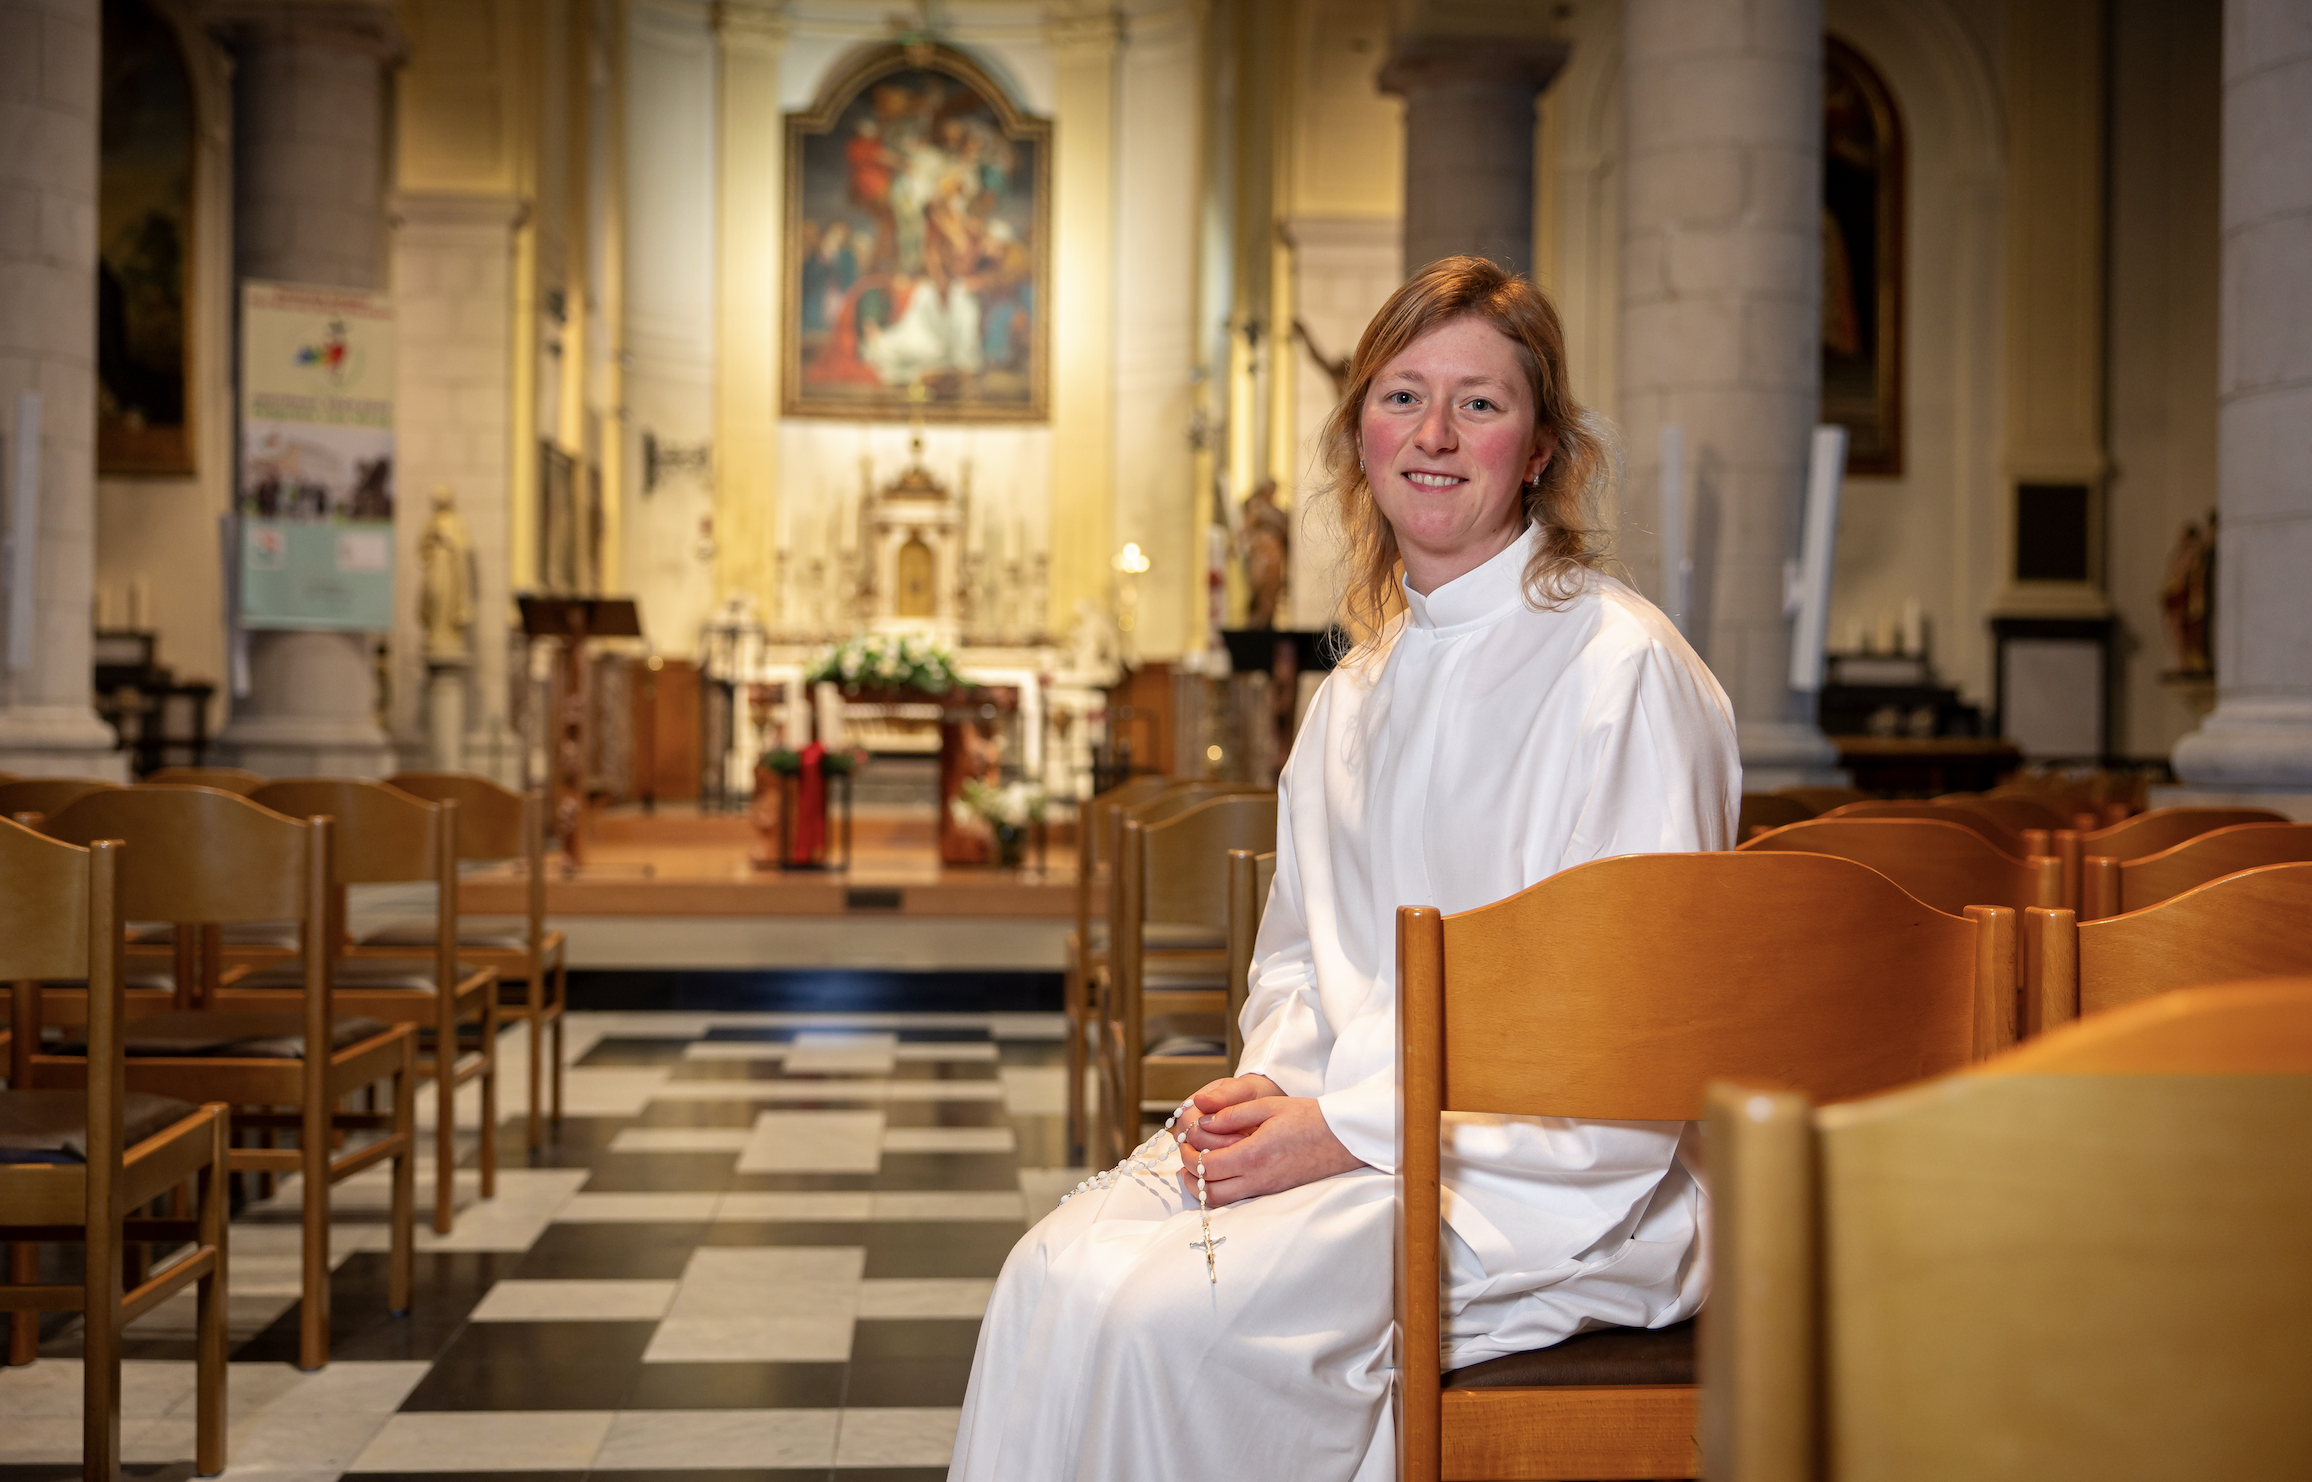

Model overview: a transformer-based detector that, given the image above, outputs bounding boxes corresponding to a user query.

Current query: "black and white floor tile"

[0,1007,1084,1482]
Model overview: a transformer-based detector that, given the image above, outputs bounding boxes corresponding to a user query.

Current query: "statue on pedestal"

[419,484,476,664]
[418,484,476,770]
[1238,479,1290,629]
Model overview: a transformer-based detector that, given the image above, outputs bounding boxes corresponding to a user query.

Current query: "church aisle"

[0,1010,1082,1482]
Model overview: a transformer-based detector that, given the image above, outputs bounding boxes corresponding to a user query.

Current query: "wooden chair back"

[1776,785,1867,814]
[386,771,547,953]
[1737,792,1814,841]
[144,766,266,795]
[1223,848,1275,1070]
[1941,791,2079,833]
[2071,804,2287,861]
[384,771,530,859]
[0,776,121,820]
[254,779,451,885]
[1071,774,1173,959]
[1738,816,2062,914]
[1,820,111,1088]
[2080,821,2312,918]
[41,786,317,927]
[2026,862,2312,1031]
[1819,798,2037,858]
[1705,980,2312,1482]
[1108,796,1279,1144]
[1131,794,1279,933]
[1400,852,2010,1482]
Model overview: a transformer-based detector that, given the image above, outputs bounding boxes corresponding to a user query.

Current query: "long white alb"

[952,526,1742,1481]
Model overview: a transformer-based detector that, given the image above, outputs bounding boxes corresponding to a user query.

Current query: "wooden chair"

[1073,780,1267,1158]
[1064,775,1172,1158]
[144,767,266,796]
[1222,848,1275,1071]
[1396,851,2012,1481]
[1735,793,1814,842]
[2023,861,2312,1034]
[1737,816,2062,914]
[2078,820,2312,919]
[1099,793,1279,1162]
[1819,797,2043,859]
[366,772,566,1151]
[1,823,231,1477]
[1774,785,1866,814]
[1937,791,2082,834]
[2042,806,2282,914]
[32,787,417,1371]
[245,780,498,1233]
[0,777,121,821]
[1703,979,2312,1481]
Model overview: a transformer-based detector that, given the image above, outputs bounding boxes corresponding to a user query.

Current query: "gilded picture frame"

[1822,36,1905,477]
[98,0,199,476]
[782,43,1051,423]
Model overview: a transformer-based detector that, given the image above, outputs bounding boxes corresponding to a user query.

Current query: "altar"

[708,430,1121,809]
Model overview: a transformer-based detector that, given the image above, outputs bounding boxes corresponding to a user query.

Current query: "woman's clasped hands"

[1171,1074,1366,1207]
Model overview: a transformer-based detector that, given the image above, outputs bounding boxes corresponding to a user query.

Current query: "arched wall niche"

[1820,0,2005,712]
[92,0,236,736]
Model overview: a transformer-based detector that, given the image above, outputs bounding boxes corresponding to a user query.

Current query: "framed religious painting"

[98,0,198,475]
[783,43,1051,422]
[1821,36,1904,477]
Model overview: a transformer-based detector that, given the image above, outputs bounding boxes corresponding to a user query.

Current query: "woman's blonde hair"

[1313,255,1612,647]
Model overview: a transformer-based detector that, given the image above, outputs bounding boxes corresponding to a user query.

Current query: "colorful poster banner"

[237,281,396,630]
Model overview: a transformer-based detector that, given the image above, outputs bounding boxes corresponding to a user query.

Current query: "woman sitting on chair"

[952,256,1740,1481]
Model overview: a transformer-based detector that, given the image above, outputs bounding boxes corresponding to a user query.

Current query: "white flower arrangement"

[950,777,1048,833]
[807,632,964,695]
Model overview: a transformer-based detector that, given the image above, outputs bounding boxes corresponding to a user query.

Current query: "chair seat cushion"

[54,1011,394,1060]
[126,921,299,949]
[1442,1318,1696,1390]
[0,1090,201,1163]
[234,958,481,994]
[358,916,534,951]
[1088,922,1229,953]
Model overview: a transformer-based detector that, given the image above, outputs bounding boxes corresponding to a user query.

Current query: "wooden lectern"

[518,596,643,865]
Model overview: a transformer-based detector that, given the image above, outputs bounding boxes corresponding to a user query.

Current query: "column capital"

[1046,5,1121,66]
[713,0,788,54]
[1377,36,1568,98]
[197,0,406,64]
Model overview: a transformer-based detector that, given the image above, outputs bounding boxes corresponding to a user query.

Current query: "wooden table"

[1833,737,2024,797]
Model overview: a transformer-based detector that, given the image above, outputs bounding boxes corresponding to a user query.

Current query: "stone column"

[2170,0,2312,807]
[1618,0,1839,789]
[211,2,402,777]
[0,0,127,778]
[1378,39,1565,275]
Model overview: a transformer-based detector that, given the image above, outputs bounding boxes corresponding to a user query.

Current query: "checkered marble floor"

[0,1009,1087,1482]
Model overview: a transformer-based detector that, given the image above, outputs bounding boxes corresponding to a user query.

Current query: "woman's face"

[1358,315,1554,594]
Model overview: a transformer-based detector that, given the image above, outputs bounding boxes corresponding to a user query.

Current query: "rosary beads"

[1057,1101,1224,1284]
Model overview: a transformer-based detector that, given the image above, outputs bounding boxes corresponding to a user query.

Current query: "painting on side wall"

[784,43,1050,422]
[1822,37,1904,477]
[99,0,197,476]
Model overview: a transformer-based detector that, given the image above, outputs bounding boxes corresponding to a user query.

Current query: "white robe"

[952,526,1741,1481]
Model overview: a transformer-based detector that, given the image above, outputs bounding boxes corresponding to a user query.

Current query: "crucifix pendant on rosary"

[1167,1103,1223,1284]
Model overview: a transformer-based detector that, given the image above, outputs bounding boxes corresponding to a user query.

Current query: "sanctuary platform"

[458,805,1077,923]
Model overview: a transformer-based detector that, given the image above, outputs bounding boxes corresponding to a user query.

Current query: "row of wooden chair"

[1391,842,2312,1480]
[1065,775,1271,1162]
[0,769,569,1151]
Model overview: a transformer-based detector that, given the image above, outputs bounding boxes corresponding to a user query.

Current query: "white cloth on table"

[951,525,1741,1481]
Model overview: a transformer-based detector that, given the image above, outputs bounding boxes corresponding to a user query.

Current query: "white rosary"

[1059,1100,1225,1284]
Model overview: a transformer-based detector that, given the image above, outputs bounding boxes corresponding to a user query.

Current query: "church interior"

[2,0,2309,1478]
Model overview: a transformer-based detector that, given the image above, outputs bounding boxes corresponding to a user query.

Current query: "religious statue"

[1238,479,1291,629]
[418,483,475,665]
[2160,512,2216,675]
